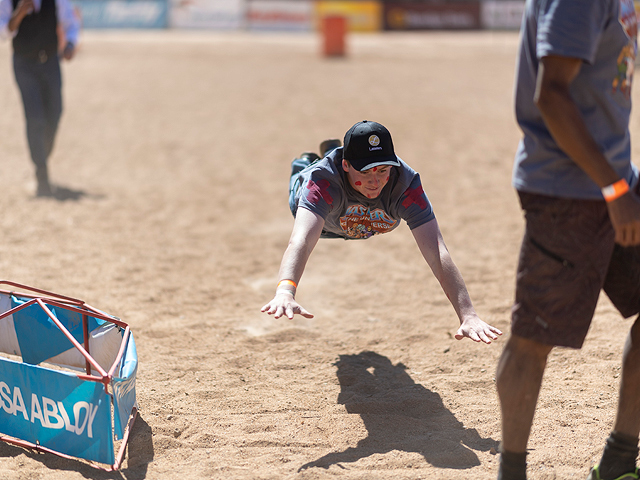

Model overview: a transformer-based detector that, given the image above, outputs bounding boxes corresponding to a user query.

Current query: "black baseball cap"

[343,120,400,171]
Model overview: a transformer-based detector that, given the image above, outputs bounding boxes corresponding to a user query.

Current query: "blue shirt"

[513,0,638,199]
[292,147,435,240]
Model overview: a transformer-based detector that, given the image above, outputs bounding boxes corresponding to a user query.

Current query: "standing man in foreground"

[0,0,80,196]
[496,1,640,479]
[261,120,502,345]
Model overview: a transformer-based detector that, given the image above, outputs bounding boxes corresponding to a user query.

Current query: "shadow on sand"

[299,351,498,472]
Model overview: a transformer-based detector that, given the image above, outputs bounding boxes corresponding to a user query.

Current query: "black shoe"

[36,182,53,197]
[319,139,341,157]
[35,167,53,197]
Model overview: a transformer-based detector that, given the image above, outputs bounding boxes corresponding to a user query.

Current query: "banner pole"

[83,313,91,375]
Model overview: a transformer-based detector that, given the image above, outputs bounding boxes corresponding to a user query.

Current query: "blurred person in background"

[0,0,79,196]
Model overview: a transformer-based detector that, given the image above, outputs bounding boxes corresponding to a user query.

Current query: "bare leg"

[614,316,640,438]
[496,334,553,453]
[593,317,640,479]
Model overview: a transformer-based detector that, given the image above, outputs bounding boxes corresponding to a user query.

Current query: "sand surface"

[0,30,636,480]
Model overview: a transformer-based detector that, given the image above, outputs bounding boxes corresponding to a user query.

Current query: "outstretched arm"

[411,219,502,344]
[261,207,325,319]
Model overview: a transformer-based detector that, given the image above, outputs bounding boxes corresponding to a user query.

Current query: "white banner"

[481,0,525,30]
[169,0,246,29]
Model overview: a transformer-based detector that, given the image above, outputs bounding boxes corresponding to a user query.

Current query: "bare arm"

[58,0,79,60]
[8,0,33,32]
[412,219,502,344]
[536,55,640,246]
[261,207,325,319]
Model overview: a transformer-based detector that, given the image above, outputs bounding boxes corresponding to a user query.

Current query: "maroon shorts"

[512,190,640,348]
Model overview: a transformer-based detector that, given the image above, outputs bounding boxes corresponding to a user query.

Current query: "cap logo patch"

[368,135,380,147]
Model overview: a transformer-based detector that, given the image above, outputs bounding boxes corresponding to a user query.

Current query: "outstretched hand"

[455,315,502,344]
[261,292,314,320]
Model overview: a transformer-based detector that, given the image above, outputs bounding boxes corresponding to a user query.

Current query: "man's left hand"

[62,42,75,60]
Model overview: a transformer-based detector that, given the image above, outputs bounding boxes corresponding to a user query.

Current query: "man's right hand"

[16,0,34,16]
[607,191,640,246]
[9,0,34,31]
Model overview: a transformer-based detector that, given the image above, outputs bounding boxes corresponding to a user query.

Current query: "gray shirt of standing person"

[513,0,638,199]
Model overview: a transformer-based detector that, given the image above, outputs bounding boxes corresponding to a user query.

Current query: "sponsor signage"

[315,1,383,32]
[75,0,169,29]
[247,0,313,31]
[0,284,138,469]
[169,0,246,29]
[481,0,524,30]
[0,357,113,464]
[384,2,481,30]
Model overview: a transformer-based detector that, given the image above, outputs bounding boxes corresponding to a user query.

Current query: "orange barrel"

[322,15,347,57]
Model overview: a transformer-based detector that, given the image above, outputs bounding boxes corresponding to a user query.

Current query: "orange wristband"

[277,279,297,289]
[602,179,629,202]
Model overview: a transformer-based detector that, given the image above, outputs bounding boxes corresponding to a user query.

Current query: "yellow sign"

[315,1,383,32]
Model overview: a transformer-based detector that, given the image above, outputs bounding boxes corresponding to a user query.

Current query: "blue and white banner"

[169,0,245,29]
[10,296,105,366]
[112,334,138,439]
[74,0,169,29]
[0,358,113,464]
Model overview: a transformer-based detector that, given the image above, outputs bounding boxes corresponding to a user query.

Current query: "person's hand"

[607,192,640,246]
[261,291,314,320]
[455,314,502,344]
[62,42,75,61]
[16,0,34,16]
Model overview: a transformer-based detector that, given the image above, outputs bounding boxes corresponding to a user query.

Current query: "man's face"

[342,160,391,199]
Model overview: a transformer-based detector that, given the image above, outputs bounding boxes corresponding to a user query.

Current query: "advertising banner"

[74,0,169,29]
[0,358,113,464]
[169,0,245,29]
[384,2,481,30]
[9,295,105,366]
[247,0,313,31]
[481,0,524,30]
[112,335,138,439]
[315,1,382,33]
[0,282,138,470]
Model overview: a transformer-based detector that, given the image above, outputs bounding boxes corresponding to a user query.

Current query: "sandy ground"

[0,30,636,480]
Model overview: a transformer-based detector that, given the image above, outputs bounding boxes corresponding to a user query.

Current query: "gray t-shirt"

[513,0,638,199]
[292,147,435,240]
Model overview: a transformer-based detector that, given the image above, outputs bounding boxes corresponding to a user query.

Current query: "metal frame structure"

[0,280,137,471]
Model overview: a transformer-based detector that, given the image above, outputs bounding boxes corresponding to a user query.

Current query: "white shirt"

[0,0,80,45]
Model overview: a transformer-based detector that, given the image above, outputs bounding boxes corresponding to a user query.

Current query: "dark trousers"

[12,53,62,171]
